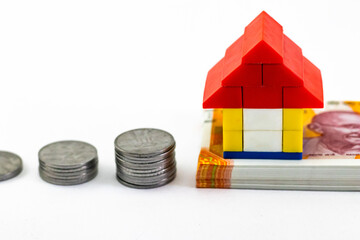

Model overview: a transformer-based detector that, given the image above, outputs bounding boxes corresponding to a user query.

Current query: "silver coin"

[114,128,175,158]
[116,171,176,189]
[114,128,177,189]
[117,161,176,177]
[39,159,98,172]
[116,160,176,181]
[115,160,175,175]
[39,165,97,178]
[40,169,98,186]
[115,147,175,163]
[0,151,22,181]
[39,140,98,185]
[39,140,98,168]
[116,166,177,184]
[115,154,175,170]
[40,167,98,180]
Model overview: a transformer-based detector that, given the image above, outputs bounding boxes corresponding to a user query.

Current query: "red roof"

[203,11,323,109]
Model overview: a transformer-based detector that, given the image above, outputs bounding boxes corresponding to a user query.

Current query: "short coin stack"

[115,128,176,189]
[39,140,98,185]
[0,151,23,181]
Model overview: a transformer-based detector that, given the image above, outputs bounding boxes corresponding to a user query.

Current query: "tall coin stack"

[39,140,98,185]
[115,128,176,189]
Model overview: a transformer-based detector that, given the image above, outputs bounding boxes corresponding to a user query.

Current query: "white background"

[1,0,360,239]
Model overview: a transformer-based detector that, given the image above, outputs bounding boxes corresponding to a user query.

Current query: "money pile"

[39,140,98,185]
[115,128,176,189]
[0,151,22,181]
[196,102,360,191]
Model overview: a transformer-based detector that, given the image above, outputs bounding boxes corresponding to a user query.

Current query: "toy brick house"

[202,11,323,160]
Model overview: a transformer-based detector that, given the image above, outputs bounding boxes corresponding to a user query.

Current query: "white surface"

[1,0,360,239]
[244,130,283,152]
[243,108,283,130]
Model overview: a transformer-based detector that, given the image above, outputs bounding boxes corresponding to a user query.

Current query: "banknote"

[196,102,360,190]
[303,101,360,159]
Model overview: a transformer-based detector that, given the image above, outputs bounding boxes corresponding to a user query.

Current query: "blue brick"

[223,151,302,160]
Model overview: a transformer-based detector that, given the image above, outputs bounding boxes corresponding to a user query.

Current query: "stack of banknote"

[196,101,360,191]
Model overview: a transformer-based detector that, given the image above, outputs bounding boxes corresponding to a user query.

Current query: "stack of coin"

[0,151,23,181]
[38,140,98,185]
[115,128,176,189]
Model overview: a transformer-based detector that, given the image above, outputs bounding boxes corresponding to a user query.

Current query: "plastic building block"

[223,109,243,131]
[283,57,323,108]
[222,36,262,87]
[242,86,282,108]
[262,35,304,86]
[202,11,323,109]
[223,131,243,152]
[203,87,243,109]
[203,58,243,108]
[243,109,282,130]
[242,11,283,64]
[223,151,302,160]
[283,130,303,152]
[222,65,262,87]
[243,130,282,152]
[283,109,303,131]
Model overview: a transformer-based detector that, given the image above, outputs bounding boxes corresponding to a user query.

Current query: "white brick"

[243,130,282,152]
[243,109,283,130]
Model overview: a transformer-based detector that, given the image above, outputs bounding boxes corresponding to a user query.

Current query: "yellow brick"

[283,109,303,131]
[223,109,243,131]
[283,130,303,152]
[223,130,243,151]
